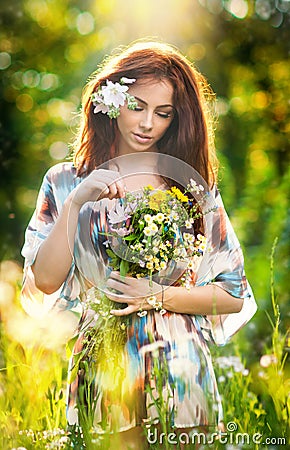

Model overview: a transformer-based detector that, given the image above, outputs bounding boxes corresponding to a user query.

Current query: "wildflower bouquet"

[104,181,209,295]
[72,180,213,376]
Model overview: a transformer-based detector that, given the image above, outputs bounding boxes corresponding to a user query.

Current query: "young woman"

[21,41,257,448]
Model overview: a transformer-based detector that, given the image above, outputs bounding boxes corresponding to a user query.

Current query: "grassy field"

[0,255,288,449]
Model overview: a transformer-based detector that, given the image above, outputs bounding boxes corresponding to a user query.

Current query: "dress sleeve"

[21,166,81,319]
[194,186,257,345]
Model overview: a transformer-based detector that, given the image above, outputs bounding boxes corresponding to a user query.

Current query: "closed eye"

[156,111,172,119]
[131,103,174,119]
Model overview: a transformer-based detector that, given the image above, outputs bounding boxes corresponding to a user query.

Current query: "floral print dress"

[21,162,257,432]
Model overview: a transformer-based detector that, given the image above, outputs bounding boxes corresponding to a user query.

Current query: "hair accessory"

[91,77,138,119]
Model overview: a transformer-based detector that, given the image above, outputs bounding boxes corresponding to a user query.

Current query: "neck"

[108,152,164,191]
[110,152,159,174]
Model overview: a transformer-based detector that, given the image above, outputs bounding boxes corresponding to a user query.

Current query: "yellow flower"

[148,191,168,209]
[136,273,145,279]
[146,262,154,270]
[160,261,167,270]
[170,186,189,203]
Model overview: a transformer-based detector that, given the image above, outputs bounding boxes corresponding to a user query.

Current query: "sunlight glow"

[91,0,209,47]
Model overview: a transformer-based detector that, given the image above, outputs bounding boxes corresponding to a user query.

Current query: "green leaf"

[68,350,87,384]
[106,248,117,259]
[120,259,129,277]
[123,234,138,241]
[65,335,78,359]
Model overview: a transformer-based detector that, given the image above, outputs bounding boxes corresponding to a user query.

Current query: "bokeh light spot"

[16,93,34,112]
[22,69,40,88]
[65,7,81,29]
[269,61,289,81]
[249,149,269,170]
[0,52,11,70]
[255,0,273,20]
[230,96,247,114]
[76,11,95,35]
[251,91,270,109]
[17,188,38,209]
[47,98,76,123]
[226,0,248,18]
[40,73,59,91]
[276,0,290,13]
[187,43,206,61]
[11,71,24,89]
[49,141,69,160]
[216,97,230,116]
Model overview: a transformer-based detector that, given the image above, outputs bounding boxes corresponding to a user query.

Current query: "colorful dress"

[21,162,257,432]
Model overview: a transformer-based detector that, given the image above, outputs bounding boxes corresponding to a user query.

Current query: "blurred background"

[0,0,289,355]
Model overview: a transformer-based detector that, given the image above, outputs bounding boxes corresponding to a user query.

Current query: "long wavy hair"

[73,40,218,187]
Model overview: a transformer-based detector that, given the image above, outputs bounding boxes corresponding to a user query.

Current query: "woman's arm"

[32,194,81,294]
[32,169,125,294]
[163,283,243,314]
[104,272,243,316]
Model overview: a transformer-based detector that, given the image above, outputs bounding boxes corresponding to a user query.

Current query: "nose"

[139,110,153,130]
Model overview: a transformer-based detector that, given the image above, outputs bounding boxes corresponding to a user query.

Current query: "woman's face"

[116,78,174,156]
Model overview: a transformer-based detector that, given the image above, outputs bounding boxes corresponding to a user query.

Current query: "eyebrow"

[134,96,174,108]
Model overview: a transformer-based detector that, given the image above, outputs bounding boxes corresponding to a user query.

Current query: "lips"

[133,133,153,144]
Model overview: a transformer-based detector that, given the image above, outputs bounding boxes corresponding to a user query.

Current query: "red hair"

[73,41,218,187]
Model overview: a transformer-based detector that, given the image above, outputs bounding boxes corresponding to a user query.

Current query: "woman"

[21,41,257,448]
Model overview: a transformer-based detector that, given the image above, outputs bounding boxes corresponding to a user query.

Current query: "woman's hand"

[70,169,126,208]
[103,271,162,316]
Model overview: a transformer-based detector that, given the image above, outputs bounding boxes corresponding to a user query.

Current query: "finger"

[93,182,110,201]
[109,271,133,284]
[110,305,136,316]
[107,182,118,199]
[91,170,121,188]
[106,278,129,293]
[115,179,126,198]
[103,288,127,303]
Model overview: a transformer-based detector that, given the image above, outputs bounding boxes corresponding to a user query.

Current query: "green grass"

[0,247,288,449]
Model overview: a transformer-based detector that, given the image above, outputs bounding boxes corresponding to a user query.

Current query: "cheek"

[157,120,172,137]
[117,110,134,130]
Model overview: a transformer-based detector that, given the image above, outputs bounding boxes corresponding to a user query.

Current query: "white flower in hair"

[102,80,128,107]
[120,77,136,84]
[91,77,138,119]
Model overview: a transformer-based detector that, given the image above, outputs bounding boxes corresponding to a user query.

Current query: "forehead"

[128,78,174,106]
